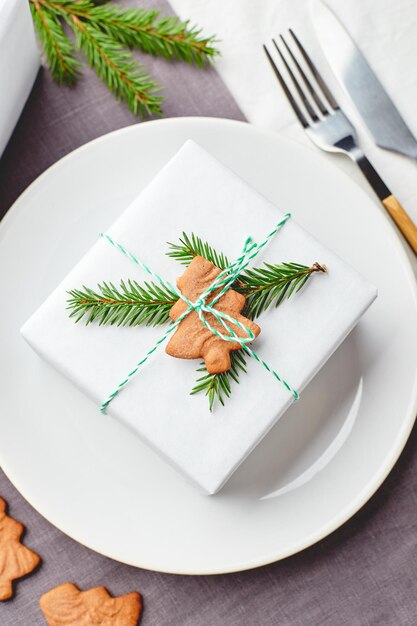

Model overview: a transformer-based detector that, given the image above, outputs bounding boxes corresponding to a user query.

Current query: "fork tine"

[263,44,309,128]
[279,34,328,116]
[289,29,339,110]
[272,39,319,123]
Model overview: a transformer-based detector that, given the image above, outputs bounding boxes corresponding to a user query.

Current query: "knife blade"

[312,0,417,160]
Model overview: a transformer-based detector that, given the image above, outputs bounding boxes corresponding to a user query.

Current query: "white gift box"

[0,0,40,156]
[21,141,377,494]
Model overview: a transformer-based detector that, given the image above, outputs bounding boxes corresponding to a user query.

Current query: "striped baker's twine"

[99,212,298,413]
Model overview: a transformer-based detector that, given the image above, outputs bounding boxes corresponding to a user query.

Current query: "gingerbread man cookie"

[40,583,142,626]
[0,497,41,601]
[166,256,261,373]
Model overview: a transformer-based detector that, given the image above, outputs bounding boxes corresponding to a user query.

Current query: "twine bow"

[100,213,298,413]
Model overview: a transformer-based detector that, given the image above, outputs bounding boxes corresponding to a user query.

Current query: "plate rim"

[2,116,417,575]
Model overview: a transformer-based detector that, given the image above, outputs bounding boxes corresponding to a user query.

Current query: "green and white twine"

[99,212,299,413]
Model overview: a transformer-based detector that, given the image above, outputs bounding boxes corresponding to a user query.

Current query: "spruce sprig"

[166,234,325,407]
[30,1,80,84]
[67,232,326,409]
[237,262,326,319]
[167,232,229,269]
[191,351,248,411]
[170,233,326,319]
[67,279,177,327]
[69,16,161,117]
[78,4,218,66]
[29,0,218,116]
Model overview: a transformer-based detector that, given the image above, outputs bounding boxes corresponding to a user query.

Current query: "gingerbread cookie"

[166,256,261,373]
[0,497,41,601]
[40,583,142,625]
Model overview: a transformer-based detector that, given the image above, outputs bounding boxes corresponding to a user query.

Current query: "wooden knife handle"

[382,194,417,255]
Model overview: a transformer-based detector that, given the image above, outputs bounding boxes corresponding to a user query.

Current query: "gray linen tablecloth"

[1,2,417,624]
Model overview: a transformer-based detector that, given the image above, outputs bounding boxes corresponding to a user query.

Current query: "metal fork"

[263,31,417,255]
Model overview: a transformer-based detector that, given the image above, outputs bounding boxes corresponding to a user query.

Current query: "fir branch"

[72,3,218,66]
[30,0,80,84]
[29,0,219,116]
[67,14,162,116]
[167,232,229,268]
[237,262,327,319]
[67,232,326,410]
[190,350,247,411]
[67,279,177,327]
[166,232,326,319]
[170,233,327,409]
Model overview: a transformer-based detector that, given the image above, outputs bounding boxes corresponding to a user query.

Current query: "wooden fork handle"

[354,153,417,255]
[382,194,417,255]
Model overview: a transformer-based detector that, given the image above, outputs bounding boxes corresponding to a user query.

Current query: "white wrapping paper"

[21,141,377,494]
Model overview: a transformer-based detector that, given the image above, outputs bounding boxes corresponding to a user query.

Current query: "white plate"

[1,117,417,575]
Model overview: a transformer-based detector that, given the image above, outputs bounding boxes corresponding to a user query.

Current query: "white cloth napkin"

[170,0,417,230]
[21,141,376,494]
[0,0,39,156]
